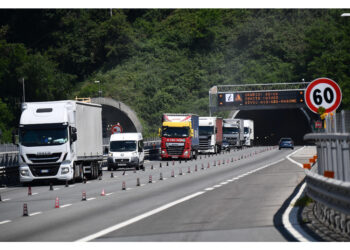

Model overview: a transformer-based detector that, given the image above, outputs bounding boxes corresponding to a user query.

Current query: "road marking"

[61,204,72,208]
[0,220,11,225]
[106,193,113,196]
[70,185,76,188]
[2,198,11,202]
[220,182,228,185]
[29,212,42,216]
[54,188,60,191]
[87,197,96,201]
[283,146,316,242]
[213,185,222,188]
[205,187,215,191]
[77,191,205,242]
[32,193,38,196]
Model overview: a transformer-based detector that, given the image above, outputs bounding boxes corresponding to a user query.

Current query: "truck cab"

[108,133,144,170]
[223,119,244,148]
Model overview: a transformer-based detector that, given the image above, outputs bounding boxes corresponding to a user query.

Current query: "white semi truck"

[243,119,254,147]
[198,117,223,154]
[18,100,103,183]
[223,119,245,149]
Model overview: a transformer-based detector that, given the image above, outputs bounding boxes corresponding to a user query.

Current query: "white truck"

[18,100,103,183]
[243,119,254,147]
[107,133,144,170]
[223,119,244,149]
[198,117,223,154]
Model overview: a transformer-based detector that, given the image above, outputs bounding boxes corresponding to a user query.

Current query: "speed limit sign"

[305,78,342,113]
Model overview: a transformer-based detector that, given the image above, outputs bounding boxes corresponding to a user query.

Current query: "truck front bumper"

[107,157,139,168]
[19,162,74,183]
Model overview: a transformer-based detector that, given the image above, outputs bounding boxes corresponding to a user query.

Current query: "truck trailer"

[198,117,223,154]
[223,119,244,148]
[243,119,254,147]
[159,114,199,160]
[18,100,103,183]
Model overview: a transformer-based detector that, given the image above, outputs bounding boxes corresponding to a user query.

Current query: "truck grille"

[199,138,210,150]
[166,146,184,156]
[27,153,62,163]
[115,159,130,163]
[29,164,60,177]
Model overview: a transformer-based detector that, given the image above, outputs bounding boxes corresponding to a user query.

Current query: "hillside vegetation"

[1,9,350,140]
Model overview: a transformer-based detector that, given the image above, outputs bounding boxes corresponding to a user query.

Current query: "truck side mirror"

[158,128,161,137]
[190,129,194,137]
[70,127,77,143]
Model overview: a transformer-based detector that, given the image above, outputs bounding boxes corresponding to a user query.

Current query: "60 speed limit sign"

[305,78,342,113]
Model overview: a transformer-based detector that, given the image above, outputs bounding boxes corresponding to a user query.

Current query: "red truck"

[159,114,199,160]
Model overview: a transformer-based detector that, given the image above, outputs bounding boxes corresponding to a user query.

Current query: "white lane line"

[106,193,113,196]
[29,212,42,216]
[286,146,305,168]
[87,197,96,201]
[32,193,38,196]
[220,182,228,185]
[0,220,11,225]
[54,188,60,191]
[2,198,11,202]
[76,191,205,242]
[283,146,316,242]
[205,187,215,191]
[213,185,222,188]
[61,204,72,208]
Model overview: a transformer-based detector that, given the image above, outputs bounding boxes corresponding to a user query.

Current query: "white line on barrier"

[76,191,205,242]
[0,220,11,225]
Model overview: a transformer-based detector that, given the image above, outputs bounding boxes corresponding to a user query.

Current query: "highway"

[0,146,311,242]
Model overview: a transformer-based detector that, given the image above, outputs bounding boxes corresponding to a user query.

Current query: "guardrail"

[303,110,350,237]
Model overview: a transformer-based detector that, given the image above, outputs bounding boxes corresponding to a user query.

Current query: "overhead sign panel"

[218,90,305,107]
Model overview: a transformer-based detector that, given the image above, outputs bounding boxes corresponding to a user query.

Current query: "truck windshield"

[223,127,239,134]
[244,127,249,134]
[162,127,189,138]
[110,141,136,152]
[199,126,214,136]
[20,127,68,147]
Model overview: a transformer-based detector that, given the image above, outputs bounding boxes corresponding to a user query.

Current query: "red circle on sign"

[111,124,123,134]
[305,78,342,113]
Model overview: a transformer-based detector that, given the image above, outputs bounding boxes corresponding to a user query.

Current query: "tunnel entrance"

[235,108,318,146]
[91,97,143,139]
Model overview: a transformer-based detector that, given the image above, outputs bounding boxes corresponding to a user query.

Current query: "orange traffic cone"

[101,189,105,196]
[23,203,28,216]
[55,197,60,208]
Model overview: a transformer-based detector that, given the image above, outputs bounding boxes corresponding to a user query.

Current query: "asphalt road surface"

[0,146,309,242]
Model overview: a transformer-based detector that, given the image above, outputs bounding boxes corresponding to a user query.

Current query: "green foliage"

[0,98,14,142]
[1,9,350,138]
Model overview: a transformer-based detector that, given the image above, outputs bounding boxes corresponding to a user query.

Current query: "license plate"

[118,164,127,166]
[41,169,49,173]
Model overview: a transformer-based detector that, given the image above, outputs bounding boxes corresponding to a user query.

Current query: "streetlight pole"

[95,80,101,98]
[22,77,25,102]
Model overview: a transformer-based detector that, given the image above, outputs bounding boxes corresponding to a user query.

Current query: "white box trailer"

[243,119,254,147]
[18,100,103,183]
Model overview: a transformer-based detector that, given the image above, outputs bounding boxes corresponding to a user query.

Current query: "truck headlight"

[20,169,29,176]
[184,150,189,156]
[109,153,113,157]
[61,167,70,174]
[161,150,166,154]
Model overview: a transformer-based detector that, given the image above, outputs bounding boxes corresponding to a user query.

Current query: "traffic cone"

[55,197,60,208]
[101,189,106,196]
[195,165,198,172]
[179,168,183,175]
[99,174,102,180]
[111,172,114,178]
[65,180,69,187]
[49,183,53,190]
[122,170,126,176]
[167,162,169,166]
[231,158,233,162]
[82,191,87,201]
[227,159,229,164]
[151,165,154,170]
[160,172,163,180]
[187,167,191,174]
[223,159,225,165]
[83,177,87,184]
[172,161,175,166]
[23,203,28,216]
[122,182,126,190]
[207,163,210,169]
[136,178,141,186]
[201,163,204,170]
[171,170,175,177]
[160,163,162,168]
[149,175,153,183]
[28,186,32,196]
[180,160,182,164]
